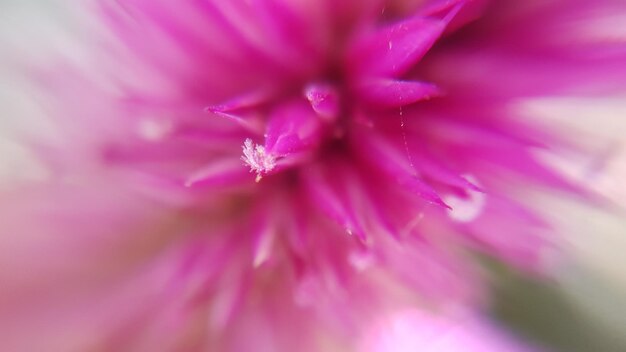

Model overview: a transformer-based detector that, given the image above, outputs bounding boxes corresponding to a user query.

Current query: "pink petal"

[358,78,442,107]
[304,83,340,121]
[356,133,450,208]
[347,4,463,78]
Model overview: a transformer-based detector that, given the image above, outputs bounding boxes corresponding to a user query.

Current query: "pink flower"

[1,0,625,351]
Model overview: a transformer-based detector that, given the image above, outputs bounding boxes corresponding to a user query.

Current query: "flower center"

[236,76,352,182]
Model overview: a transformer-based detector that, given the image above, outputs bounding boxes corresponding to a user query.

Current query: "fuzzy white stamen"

[241,139,276,182]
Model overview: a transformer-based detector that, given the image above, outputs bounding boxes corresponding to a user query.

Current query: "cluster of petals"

[1,0,626,351]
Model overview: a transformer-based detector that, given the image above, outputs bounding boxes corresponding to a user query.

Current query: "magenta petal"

[347,4,462,78]
[304,83,340,121]
[395,174,452,209]
[358,79,442,107]
[302,165,368,242]
[264,100,324,155]
[408,145,483,192]
[205,108,264,135]
[356,133,450,208]
[185,158,250,187]
[250,209,276,268]
[418,0,469,17]
[205,90,272,113]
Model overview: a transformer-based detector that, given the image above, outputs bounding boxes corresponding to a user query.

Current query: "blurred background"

[1,1,625,351]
